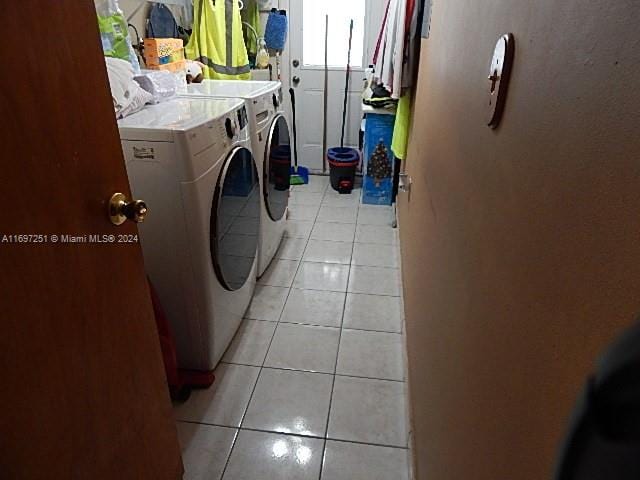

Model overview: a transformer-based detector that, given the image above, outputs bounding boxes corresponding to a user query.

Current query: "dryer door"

[264,114,291,221]
[211,146,260,291]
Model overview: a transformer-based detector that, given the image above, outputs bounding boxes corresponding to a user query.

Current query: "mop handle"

[322,14,329,172]
[340,19,354,148]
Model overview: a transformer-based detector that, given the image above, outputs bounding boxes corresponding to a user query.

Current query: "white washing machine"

[118,97,260,371]
[179,80,291,277]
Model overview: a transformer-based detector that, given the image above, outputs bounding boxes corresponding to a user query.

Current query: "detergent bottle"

[256,38,270,69]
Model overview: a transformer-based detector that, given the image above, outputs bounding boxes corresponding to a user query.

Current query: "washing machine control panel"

[225,118,236,138]
[254,93,278,124]
[270,88,284,109]
[221,107,249,142]
[182,107,249,163]
[236,105,248,131]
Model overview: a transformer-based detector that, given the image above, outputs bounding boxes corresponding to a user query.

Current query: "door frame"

[284,0,387,172]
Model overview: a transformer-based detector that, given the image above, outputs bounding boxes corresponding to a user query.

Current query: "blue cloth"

[264,9,288,51]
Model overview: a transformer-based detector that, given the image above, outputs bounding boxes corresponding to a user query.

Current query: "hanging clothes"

[373,0,425,98]
[186,0,251,80]
[241,0,261,56]
[402,0,425,90]
[374,0,407,99]
[152,0,195,31]
[373,0,391,65]
[147,1,194,44]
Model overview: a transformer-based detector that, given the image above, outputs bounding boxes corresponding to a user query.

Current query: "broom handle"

[322,14,329,173]
[340,19,354,148]
[289,88,299,170]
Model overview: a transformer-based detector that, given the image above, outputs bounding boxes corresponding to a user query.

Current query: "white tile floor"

[175,175,409,480]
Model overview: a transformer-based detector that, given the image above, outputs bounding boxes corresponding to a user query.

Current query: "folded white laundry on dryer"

[105,56,152,118]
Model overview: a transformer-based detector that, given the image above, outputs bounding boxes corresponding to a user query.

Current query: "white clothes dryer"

[118,97,259,370]
[179,80,291,277]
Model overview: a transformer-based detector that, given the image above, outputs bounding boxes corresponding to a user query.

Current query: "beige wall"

[399,1,640,479]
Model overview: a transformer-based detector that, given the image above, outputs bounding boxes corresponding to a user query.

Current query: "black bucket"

[328,147,359,193]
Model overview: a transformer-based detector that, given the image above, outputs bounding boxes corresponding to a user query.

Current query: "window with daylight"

[302,0,366,68]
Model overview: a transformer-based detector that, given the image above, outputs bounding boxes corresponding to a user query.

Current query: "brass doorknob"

[109,193,148,226]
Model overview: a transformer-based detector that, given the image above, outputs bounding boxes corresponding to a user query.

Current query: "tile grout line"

[242,318,402,336]
[220,181,329,480]
[179,181,403,478]
[317,208,356,480]
[177,420,409,451]
[217,335,271,478]
[219,181,402,477]
[286,242,399,268]
[218,361,406,383]
[258,258,400,291]
[252,284,402,297]
[219,283,287,478]
[274,320,403,336]
[303,179,337,480]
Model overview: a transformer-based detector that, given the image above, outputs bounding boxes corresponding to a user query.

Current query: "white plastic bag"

[134,70,179,104]
[95,0,141,73]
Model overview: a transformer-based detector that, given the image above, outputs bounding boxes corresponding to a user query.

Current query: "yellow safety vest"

[186,0,251,80]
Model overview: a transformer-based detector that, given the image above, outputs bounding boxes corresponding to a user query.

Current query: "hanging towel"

[264,9,288,51]
[186,0,251,80]
[390,0,407,98]
[391,92,411,159]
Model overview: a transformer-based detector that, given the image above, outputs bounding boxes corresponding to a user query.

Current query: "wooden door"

[0,1,182,479]
[288,0,386,172]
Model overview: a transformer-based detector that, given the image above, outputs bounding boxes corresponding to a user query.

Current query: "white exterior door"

[288,0,386,173]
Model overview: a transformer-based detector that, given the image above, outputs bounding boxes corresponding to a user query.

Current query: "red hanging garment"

[373,0,392,64]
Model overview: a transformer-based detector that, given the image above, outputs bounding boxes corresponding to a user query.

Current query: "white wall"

[118,0,149,41]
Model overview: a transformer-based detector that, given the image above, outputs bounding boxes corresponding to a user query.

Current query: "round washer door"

[264,114,291,221]
[210,147,260,291]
